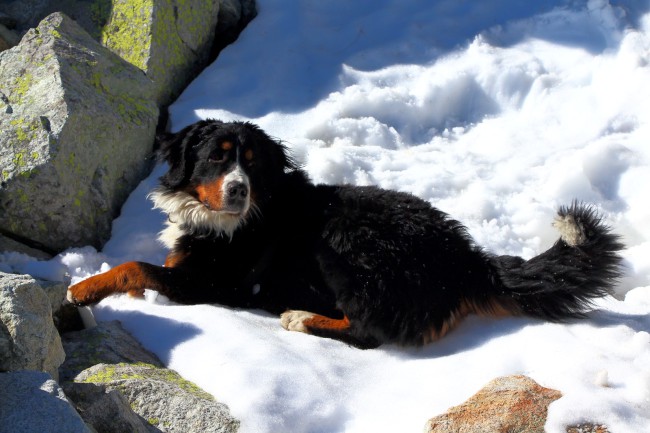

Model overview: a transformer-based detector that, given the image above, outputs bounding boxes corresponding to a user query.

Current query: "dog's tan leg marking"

[280,310,315,333]
[280,310,351,334]
[67,262,148,305]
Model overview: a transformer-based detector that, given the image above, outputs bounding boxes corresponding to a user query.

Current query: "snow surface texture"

[2,0,650,432]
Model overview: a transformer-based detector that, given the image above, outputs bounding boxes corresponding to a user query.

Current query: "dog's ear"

[243,122,298,173]
[271,139,298,172]
[156,120,221,188]
[156,130,190,188]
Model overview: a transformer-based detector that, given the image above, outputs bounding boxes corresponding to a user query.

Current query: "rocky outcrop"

[59,320,164,382]
[0,14,19,52]
[0,0,258,107]
[425,375,562,433]
[0,272,65,380]
[0,371,92,433]
[59,320,240,432]
[214,0,257,56]
[0,0,115,42]
[0,13,159,253]
[0,233,51,259]
[72,363,240,433]
[101,0,221,106]
[63,382,153,433]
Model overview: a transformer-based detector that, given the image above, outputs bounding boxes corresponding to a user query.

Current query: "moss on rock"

[0,13,158,252]
[101,0,220,106]
[101,0,154,71]
[74,362,239,433]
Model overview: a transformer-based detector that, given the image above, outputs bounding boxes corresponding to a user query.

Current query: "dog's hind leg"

[280,310,380,349]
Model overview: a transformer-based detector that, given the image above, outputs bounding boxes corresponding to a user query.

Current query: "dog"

[67,119,624,348]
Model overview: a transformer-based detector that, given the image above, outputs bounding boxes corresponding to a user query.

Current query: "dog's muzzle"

[225,180,249,211]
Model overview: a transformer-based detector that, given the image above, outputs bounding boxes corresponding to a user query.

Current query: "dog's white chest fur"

[149,188,243,248]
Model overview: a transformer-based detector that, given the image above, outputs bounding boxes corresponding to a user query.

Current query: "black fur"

[490,202,624,321]
[73,119,624,349]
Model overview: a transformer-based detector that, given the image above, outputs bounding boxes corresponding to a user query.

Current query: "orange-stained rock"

[424,375,561,433]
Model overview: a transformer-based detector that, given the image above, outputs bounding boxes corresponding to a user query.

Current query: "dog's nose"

[226,181,248,200]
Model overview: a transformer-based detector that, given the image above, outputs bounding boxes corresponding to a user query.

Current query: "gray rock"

[0,23,20,52]
[0,1,49,30]
[0,370,92,433]
[40,278,68,313]
[214,0,257,54]
[63,382,152,433]
[0,1,107,36]
[0,0,257,106]
[60,320,164,383]
[61,320,236,432]
[0,272,65,380]
[0,12,158,253]
[0,233,51,259]
[53,302,85,334]
[75,363,240,433]
[0,12,18,29]
[101,0,221,106]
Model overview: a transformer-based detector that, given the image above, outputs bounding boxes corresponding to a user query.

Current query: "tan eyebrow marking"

[244,149,254,161]
[221,141,233,151]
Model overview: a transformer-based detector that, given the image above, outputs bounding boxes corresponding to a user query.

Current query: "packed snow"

[2,0,650,432]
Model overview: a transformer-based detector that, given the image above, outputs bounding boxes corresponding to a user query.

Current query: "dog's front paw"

[280,310,315,334]
[66,262,148,306]
[66,280,101,306]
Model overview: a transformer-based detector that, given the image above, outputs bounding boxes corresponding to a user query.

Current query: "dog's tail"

[474,202,624,321]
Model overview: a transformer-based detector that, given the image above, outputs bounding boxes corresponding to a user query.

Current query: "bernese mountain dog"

[67,119,624,349]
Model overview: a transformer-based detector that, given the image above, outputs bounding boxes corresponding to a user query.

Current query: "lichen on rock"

[74,362,240,433]
[0,12,158,252]
[102,0,221,106]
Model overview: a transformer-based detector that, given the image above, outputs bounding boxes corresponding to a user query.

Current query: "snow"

[3,0,650,431]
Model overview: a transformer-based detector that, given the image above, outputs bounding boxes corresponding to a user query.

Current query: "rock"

[0,23,20,52]
[40,278,68,312]
[60,321,239,432]
[0,12,18,29]
[0,233,51,259]
[38,278,77,331]
[59,320,164,383]
[0,1,49,30]
[59,320,161,431]
[0,1,257,106]
[0,1,103,35]
[0,370,92,433]
[74,363,240,433]
[0,12,158,253]
[63,382,152,433]
[101,0,221,106]
[213,0,257,55]
[424,375,562,433]
[54,302,86,334]
[0,272,65,380]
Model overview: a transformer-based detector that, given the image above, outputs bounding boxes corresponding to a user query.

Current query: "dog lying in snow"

[67,119,623,348]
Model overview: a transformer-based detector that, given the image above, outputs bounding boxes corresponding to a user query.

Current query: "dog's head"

[150,119,296,240]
